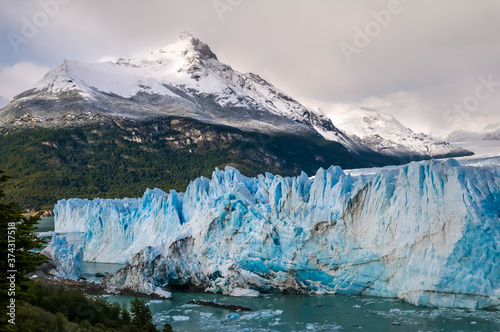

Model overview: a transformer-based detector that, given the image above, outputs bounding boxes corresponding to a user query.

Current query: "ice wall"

[41,235,83,279]
[53,160,500,309]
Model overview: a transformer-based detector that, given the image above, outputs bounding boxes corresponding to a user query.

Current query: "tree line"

[0,170,173,331]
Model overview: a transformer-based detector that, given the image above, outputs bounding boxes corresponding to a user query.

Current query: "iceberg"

[153,287,172,299]
[230,287,261,298]
[52,159,500,309]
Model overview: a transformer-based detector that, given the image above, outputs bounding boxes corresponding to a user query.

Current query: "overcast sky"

[1,0,499,138]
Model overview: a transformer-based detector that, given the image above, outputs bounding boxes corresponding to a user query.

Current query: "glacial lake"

[36,217,500,331]
[104,292,500,332]
[36,216,55,233]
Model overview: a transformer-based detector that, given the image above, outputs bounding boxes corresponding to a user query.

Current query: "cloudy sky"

[1,0,499,138]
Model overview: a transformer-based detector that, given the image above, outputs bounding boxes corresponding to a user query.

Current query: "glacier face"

[52,160,500,309]
[41,235,83,280]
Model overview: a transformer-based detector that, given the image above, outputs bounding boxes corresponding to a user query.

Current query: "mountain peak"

[179,30,195,41]
[152,31,217,61]
[180,31,218,60]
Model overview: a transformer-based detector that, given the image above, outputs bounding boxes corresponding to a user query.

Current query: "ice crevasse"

[48,159,500,309]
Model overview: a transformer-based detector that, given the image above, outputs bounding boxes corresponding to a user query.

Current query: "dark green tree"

[130,297,154,327]
[162,322,174,332]
[144,321,159,332]
[0,170,48,328]
[121,303,131,324]
[108,301,122,322]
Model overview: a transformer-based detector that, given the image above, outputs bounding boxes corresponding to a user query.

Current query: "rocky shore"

[24,209,55,217]
[37,277,171,300]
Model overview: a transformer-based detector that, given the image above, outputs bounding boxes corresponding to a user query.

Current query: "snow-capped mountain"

[324,105,471,158]
[0,32,470,162]
[3,31,341,139]
[446,122,500,142]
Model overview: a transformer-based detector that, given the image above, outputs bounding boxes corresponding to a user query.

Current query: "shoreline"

[23,209,55,218]
[37,277,172,300]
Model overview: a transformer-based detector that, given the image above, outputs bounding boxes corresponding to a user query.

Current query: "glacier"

[49,159,500,309]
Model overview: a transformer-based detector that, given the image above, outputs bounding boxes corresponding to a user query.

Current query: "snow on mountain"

[447,122,500,142]
[1,32,470,160]
[32,59,180,100]
[46,159,500,309]
[324,105,471,158]
[26,31,330,133]
[32,31,222,100]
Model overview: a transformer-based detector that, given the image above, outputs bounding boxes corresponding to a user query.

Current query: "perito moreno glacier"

[46,159,500,309]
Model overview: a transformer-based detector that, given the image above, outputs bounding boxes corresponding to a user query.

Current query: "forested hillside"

[0,117,363,210]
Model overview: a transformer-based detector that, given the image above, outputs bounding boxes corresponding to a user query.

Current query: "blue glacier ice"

[50,159,500,309]
[41,235,83,279]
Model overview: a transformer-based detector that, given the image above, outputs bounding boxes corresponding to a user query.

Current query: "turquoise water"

[36,216,55,232]
[36,216,82,247]
[103,292,500,331]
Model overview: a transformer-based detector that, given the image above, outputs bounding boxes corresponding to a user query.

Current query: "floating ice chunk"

[154,288,172,299]
[172,315,190,321]
[200,312,213,318]
[230,287,261,298]
[240,309,283,320]
[226,313,240,319]
[36,231,54,237]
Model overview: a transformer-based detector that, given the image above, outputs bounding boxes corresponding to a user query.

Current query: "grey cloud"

[0,96,8,109]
